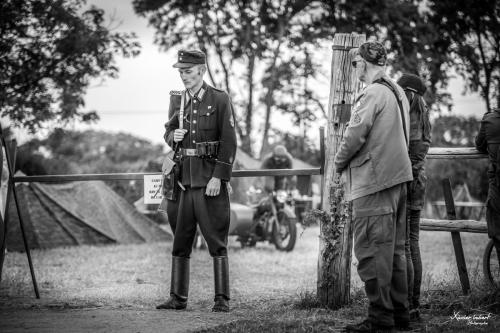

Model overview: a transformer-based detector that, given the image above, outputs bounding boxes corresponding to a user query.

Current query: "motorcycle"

[230,188,297,252]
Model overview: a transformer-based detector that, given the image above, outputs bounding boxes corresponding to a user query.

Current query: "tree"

[133,0,342,156]
[427,0,500,113]
[0,0,140,132]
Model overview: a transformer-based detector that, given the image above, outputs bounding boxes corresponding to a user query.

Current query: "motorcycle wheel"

[272,211,297,252]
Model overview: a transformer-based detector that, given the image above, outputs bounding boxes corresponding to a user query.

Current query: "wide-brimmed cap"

[173,49,206,68]
[358,41,387,66]
[397,73,427,96]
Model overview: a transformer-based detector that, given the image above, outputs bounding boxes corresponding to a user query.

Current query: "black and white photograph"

[0,0,499,332]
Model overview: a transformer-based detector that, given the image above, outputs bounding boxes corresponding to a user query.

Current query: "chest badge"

[208,106,212,109]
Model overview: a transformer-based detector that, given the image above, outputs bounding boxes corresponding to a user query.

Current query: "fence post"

[442,178,471,295]
[318,33,365,309]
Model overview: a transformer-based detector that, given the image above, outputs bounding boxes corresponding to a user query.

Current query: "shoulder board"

[211,86,226,93]
[169,90,183,96]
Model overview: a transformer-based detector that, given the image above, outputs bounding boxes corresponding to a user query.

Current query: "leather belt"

[180,141,220,158]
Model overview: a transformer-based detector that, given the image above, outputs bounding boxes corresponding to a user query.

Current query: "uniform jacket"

[334,71,413,201]
[476,109,500,189]
[164,82,237,188]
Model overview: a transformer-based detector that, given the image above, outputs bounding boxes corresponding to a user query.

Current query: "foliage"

[133,0,342,156]
[0,0,140,132]
[426,115,489,201]
[427,0,500,113]
[132,0,499,156]
[15,129,164,203]
[309,183,351,295]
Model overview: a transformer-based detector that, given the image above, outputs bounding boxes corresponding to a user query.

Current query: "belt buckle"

[184,149,197,157]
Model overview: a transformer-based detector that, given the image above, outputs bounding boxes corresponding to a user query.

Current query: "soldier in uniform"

[156,49,237,312]
[336,41,413,333]
[475,108,500,271]
[397,73,431,322]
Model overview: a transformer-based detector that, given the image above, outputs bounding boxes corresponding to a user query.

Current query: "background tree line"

[133,0,499,157]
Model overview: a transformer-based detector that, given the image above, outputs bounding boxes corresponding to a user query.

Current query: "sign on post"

[144,175,163,204]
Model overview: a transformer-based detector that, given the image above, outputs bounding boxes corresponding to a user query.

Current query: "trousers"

[405,209,422,309]
[353,183,409,327]
[168,185,230,258]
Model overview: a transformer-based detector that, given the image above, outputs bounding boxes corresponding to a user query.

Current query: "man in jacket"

[156,49,237,312]
[261,145,294,192]
[475,108,500,270]
[336,41,413,332]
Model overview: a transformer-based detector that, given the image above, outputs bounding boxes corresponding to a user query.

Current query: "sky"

[77,1,488,146]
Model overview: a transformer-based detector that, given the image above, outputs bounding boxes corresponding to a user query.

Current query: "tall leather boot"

[212,256,230,312]
[156,256,189,310]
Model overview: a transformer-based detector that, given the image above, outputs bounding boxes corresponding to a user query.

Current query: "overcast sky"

[80,1,487,145]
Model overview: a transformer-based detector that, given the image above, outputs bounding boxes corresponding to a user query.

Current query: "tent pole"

[0,127,40,298]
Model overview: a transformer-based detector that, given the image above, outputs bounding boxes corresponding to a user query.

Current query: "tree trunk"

[318,33,365,309]
[259,21,284,158]
[239,54,256,156]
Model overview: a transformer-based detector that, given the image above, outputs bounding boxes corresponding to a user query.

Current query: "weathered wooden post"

[318,33,365,308]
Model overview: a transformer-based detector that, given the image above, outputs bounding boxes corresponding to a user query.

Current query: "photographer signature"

[450,311,493,326]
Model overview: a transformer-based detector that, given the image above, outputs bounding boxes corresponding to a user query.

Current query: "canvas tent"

[5,180,171,252]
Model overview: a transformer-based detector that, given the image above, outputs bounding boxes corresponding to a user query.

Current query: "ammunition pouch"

[181,141,219,159]
[162,163,180,201]
[161,148,182,201]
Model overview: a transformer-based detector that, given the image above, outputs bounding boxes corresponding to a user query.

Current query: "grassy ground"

[1,225,499,332]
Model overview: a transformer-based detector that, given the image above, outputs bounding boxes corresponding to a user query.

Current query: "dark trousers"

[353,183,409,327]
[405,209,422,310]
[169,185,230,258]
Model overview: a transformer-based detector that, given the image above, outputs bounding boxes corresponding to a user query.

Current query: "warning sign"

[144,174,163,204]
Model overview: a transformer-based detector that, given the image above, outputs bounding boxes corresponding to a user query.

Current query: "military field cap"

[173,49,206,68]
[358,41,387,66]
[397,73,426,96]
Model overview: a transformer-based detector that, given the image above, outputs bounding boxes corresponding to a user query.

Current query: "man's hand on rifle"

[173,129,188,142]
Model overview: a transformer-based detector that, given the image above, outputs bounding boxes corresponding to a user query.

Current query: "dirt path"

[0,307,241,333]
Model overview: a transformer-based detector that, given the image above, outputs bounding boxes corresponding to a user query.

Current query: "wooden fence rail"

[11,147,487,183]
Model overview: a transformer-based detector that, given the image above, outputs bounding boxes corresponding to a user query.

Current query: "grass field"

[1,225,499,332]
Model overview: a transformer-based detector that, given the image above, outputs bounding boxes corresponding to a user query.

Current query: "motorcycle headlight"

[276,190,287,203]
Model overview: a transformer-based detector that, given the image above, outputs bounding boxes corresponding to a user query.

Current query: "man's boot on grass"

[212,256,230,312]
[157,256,189,310]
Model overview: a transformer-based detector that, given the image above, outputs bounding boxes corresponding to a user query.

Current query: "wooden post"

[442,178,471,295]
[318,33,365,309]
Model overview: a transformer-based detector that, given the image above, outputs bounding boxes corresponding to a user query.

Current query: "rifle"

[161,91,186,201]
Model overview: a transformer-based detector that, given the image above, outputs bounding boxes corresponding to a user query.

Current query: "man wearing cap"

[335,41,413,332]
[261,145,294,192]
[397,73,431,322]
[156,49,237,312]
